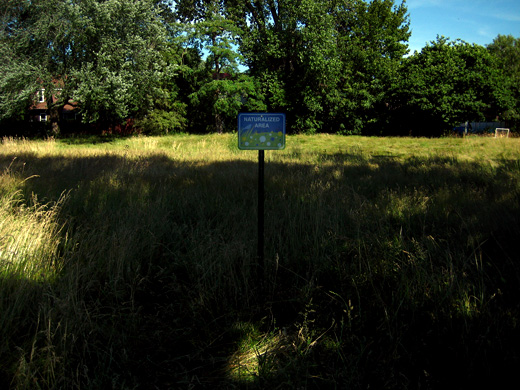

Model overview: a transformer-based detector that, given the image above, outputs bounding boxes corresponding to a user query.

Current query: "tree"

[0,0,71,134]
[133,41,189,135]
[1,0,416,135]
[68,0,169,128]
[393,37,499,136]
[218,0,410,134]
[225,0,337,132]
[0,0,169,135]
[175,0,265,133]
[335,0,410,134]
[487,35,520,130]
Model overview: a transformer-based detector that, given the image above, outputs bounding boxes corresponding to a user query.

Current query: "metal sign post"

[258,149,265,267]
[238,113,286,272]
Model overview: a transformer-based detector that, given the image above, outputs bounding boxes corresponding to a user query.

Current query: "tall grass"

[1,134,519,389]
[0,171,66,389]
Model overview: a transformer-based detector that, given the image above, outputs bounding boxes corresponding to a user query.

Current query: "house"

[28,81,80,124]
[212,72,232,80]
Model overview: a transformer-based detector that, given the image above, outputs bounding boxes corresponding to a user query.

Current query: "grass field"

[1,134,519,389]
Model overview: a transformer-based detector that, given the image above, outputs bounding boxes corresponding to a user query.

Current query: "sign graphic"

[238,113,286,150]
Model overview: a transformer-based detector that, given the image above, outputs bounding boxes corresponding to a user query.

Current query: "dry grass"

[1,134,519,389]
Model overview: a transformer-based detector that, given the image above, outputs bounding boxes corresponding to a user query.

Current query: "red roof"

[30,97,77,112]
[30,81,77,111]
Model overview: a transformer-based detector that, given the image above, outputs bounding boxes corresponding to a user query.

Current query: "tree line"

[1,0,519,137]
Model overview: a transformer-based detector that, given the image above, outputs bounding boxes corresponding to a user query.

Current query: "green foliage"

[175,0,260,132]
[69,0,169,124]
[224,0,410,134]
[0,50,39,121]
[393,37,500,136]
[189,74,266,132]
[136,105,187,135]
[0,0,170,133]
[336,0,411,134]
[0,0,68,123]
[1,0,519,136]
[487,34,520,129]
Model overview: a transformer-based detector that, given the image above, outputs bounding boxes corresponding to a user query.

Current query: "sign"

[238,113,286,150]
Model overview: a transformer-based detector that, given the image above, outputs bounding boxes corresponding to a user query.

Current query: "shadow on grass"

[57,134,133,145]
[0,150,519,388]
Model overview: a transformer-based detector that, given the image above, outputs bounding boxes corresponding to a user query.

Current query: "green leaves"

[68,0,168,123]
[487,35,520,127]
[2,0,518,136]
[0,43,39,121]
[396,37,499,135]
[188,74,265,132]
[228,0,411,133]
[0,0,169,130]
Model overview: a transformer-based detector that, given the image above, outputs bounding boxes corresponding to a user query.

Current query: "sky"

[406,0,520,53]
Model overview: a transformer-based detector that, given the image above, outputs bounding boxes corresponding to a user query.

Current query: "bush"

[136,104,187,135]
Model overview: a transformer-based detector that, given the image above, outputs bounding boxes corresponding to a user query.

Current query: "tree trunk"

[215,88,223,133]
[215,112,223,134]
[49,103,60,137]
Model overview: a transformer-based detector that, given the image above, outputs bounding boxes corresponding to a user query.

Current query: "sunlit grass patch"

[0,190,65,282]
[227,323,314,384]
[1,136,58,155]
[0,180,68,388]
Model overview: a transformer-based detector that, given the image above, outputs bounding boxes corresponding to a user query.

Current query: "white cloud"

[406,0,445,10]
[477,27,494,40]
[407,0,493,13]
[492,12,520,22]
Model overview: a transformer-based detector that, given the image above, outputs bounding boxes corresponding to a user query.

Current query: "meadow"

[0,134,519,389]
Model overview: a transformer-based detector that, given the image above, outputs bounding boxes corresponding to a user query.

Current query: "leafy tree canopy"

[1,0,518,136]
[394,37,500,136]
[487,35,520,127]
[0,0,169,134]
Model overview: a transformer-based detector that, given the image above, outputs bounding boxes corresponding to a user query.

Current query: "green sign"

[238,113,286,150]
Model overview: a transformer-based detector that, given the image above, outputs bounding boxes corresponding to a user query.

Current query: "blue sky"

[406,0,520,53]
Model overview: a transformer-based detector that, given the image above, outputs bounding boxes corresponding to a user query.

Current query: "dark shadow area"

[57,134,134,145]
[1,150,519,388]
[0,273,49,389]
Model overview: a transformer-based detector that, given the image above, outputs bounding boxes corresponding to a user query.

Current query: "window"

[39,113,47,122]
[38,89,45,103]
